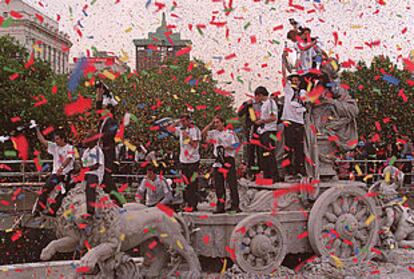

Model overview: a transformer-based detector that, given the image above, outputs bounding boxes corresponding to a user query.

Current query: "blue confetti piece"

[87,36,94,39]
[77,20,84,28]
[145,0,152,9]
[82,10,88,17]
[41,163,50,172]
[137,103,146,109]
[189,79,197,86]
[382,74,400,86]
[170,169,177,175]
[68,56,87,93]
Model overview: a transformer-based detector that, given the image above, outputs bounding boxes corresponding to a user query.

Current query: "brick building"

[133,13,191,72]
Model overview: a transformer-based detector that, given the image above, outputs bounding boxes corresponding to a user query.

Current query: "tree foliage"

[342,55,414,145]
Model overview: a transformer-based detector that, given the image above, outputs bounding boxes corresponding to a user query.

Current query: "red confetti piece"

[250,35,256,44]
[9,73,19,81]
[52,85,58,94]
[42,126,54,135]
[225,246,236,260]
[84,240,91,250]
[203,235,210,245]
[33,95,48,107]
[398,89,408,102]
[0,200,10,206]
[11,135,29,160]
[224,53,236,60]
[64,96,92,116]
[156,203,174,217]
[272,24,284,31]
[175,47,192,57]
[76,266,90,273]
[11,116,21,123]
[148,240,158,249]
[297,231,308,239]
[408,267,414,272]
[10,11,23,19]
[35,13,44,23]
[118,183,128,193]
[11,230,23,242]
[281,159,291,168]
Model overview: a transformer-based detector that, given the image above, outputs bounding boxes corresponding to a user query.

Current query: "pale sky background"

[15,0,414,105]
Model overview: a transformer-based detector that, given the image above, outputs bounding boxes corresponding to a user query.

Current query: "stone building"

[70,51,131,74]
[133,13,191,72]
[0,0,72,74]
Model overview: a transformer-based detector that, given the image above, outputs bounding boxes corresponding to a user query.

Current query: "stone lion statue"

[40,182,201,278]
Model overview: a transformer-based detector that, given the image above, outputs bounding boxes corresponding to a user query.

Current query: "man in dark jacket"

[237,94,262,178]
[96,81,124,207]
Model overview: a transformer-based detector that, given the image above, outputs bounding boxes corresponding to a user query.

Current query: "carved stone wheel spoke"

[230,214,287,274]
[308,186,379,265]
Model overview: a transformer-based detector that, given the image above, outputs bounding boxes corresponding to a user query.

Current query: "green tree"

[342,55,414,145]
[0,36,69,158]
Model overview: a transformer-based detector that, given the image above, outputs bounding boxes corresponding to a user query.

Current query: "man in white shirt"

[135,165,173,207]
[255,86,281,182]
[34,128,74,216]
[281,73,307,178]
[168,113,201,211]
[202,116,240,213]
[81,135,105,216]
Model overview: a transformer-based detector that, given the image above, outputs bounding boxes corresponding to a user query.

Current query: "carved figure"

[369,166,413,249]
[40,182,201,278]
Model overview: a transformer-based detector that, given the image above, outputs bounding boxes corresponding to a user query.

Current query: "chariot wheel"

[308,186,379,265]
[230,214,287,274]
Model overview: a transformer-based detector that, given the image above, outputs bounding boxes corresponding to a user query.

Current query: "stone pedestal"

[317,136,338,179]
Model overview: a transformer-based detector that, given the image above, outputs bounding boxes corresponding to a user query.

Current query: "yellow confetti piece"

[115,137,122,143]
[33,44,42,53]
[263,152,270,157]
[124,27,133,33]
[5,229,12,233]
[161,162,167,168]
[355,164,362,176]
[183,138,191,144]
[63,209,72,218]
[220,258,228,273]
[176,240,183,250]
[204,173,210,179]
[190,88,196,93]
[173,94,179,100]
[102,70,116,80]
[99,226,106,234]
[248,106,256,122]
[115,96,121,102]
[160,233,168,238]
[351,25,363,29]
[385,171,391,183]
[365,214,375,226]
[331,255,343,269]
[363,174,373,182]
[124,140,137,152]
[120,233,125,241]
[152,160,159,167]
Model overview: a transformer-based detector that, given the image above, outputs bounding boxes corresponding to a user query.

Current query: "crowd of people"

[30,19,413,218]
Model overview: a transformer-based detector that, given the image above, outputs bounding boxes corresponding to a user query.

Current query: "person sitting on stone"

[135,165,173,207]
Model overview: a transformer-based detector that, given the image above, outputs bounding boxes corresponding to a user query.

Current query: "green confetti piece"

[271,40,280,45]
[2,17,14,28]
[110,190,126,205]
[191,172,198,182]
[3,66,19,73]
[91,0,98,5]
[4,150,17,157]
[236,76,244,84]
[244,22,251,30]
[196,26,204,36]
[226,119,240,124]
[250,166,259,171]
[141,70,148,75]
[389,156,397,166]
[129,114,138,123]
[169,65,179,70]
[270,134,278,142]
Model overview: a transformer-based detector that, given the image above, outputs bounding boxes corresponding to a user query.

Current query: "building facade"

[70,51,131,74]
[133,13,192,72]
[0,0,72,74]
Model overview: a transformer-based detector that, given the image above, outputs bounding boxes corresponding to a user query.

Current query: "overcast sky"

[14,0,414,105]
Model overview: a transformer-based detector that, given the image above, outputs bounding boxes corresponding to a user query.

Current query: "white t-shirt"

[81,145,105,183]
[47,142,74,175]
[281,84,306,125]
[136,176,172,207]
[206,129,239,159]
[175,125,201,164]
[258,98,278,134]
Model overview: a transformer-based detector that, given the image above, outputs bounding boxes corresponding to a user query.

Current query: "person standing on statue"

[96,81,124,207]
[168,113,201,212]
[202,116,240,213]
[281,64,307,179]
[237,94,262,179]
[33,128,74,216]
[255,86,281,182]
